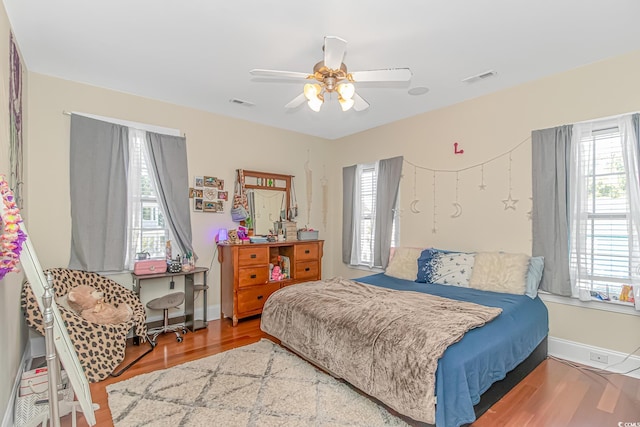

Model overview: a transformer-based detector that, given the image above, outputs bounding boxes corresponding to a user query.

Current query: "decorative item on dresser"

[218,240,323,326]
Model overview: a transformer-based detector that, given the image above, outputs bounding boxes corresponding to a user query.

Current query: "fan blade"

[350,68,412,82]
[250,69,311,79]
[285,93,306,109]
[353,93,369,111]
[323,36,347,70]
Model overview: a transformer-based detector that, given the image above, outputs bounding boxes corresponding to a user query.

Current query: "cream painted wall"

[0,5,28,419]
[25,73,331,315]
[328,50,640,354]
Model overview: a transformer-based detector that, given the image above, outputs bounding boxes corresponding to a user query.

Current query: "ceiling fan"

[250,36,412,112]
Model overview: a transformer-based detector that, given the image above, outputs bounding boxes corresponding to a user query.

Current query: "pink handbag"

[133,259,167,275]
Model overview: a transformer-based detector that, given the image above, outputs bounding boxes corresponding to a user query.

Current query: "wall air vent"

[461,70,497,84]
[229,98,255,107]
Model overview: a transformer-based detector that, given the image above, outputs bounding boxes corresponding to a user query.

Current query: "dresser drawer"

[238,247,269,266]
[238,266,269,287]
[295,261,319,280]
[295,243,319,261]
[237,283,281,314]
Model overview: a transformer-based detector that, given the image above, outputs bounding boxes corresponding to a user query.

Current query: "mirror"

[242,170,293,235]
[248,189,286,235]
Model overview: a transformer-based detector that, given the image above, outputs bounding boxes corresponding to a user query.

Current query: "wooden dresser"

[219,240,324,326]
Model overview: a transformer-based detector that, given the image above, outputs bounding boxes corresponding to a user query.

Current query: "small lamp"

[217,228,228,242]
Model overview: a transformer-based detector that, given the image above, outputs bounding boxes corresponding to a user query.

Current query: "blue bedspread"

[357,273,548,427]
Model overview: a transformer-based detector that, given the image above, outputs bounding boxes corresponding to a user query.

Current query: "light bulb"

[337,83,355,100]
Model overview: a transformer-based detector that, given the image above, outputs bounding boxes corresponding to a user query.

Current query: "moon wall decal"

[409,199,421,214]
[451,202,462,218]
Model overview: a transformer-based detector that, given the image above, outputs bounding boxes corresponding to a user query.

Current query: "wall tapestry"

[9,32,23,209]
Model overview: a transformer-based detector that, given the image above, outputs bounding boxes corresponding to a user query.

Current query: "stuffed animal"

[620,285,635,303]
[228,229,240,244]
[67,285,103,312]
[271,265,284,281]
[81,300,133,324]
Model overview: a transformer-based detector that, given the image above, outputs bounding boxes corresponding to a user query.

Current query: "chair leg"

[110,338,155,377]
[147,308,185,343]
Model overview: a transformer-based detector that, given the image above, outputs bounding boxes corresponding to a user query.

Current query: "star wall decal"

[502,194,518,210]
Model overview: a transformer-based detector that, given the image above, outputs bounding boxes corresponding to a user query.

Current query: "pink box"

[134,259,167,275]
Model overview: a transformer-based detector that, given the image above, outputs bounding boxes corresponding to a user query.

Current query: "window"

[69,113,192,273]
[350,162,399,267]
[570,119,640,306]
[125,129,172,269]
[356,163,376,266]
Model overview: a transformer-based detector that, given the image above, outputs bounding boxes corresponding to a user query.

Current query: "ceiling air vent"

[461,70,497,84]
[229,98,255,107]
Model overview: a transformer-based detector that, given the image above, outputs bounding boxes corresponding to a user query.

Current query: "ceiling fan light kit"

[250,36,412,112]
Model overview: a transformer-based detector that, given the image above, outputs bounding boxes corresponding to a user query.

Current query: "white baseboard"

[2,344,31,427]
[548,336,640,379]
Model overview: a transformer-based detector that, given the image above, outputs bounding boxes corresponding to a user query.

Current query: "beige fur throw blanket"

[261,277,502,424]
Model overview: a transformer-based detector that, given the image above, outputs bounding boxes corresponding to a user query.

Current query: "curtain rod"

[62,110,185,137]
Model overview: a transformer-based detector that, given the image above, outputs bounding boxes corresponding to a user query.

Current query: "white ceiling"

[4,1,640,140]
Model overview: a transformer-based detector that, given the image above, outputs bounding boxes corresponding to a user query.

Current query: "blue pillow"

[525,256,544,298]
[417,248,475,286]
[416,248,440,283]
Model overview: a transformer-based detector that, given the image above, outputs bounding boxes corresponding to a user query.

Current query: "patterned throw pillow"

[417,250,475,286]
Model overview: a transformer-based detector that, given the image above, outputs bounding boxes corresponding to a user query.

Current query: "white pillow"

[384,247,423,281]
[469,252,530,295]
[426,252,476,287]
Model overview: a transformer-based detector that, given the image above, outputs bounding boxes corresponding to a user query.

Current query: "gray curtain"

[146,131,195,260]
[342,156,403,268]
[633,114,640,148]
[69,115,129,272]
[373,156,404,268]
[532,125,573,295]
[342,165,356,264]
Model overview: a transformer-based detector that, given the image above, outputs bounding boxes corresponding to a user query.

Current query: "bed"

[261,267,548,427]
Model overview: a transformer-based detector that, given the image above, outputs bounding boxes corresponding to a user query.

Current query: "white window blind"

[570,124,638,305]
[350,163,399,268]
[359,164,377,266]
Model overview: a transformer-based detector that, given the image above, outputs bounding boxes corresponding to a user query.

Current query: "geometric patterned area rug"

[107,339,409,427]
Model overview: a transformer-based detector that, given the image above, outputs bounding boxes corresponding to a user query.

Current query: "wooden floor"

[61,316,640,427]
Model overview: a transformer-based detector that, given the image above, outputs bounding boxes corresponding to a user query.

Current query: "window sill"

[347,264,385,274]
[538,292,639,316]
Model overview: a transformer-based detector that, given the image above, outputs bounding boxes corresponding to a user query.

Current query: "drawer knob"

[257,295,263,300]
[305,250,310,254]
[305,267,310,272]
[250,254,257,259]
[250,274,257,279]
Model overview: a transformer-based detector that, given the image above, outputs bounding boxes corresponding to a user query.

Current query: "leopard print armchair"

[21,268,148,383]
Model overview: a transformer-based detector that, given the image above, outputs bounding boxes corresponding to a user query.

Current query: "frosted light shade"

[337,83,355,99]
[304,83,322,101]
[339,97,354,111]
[307,97,323,112]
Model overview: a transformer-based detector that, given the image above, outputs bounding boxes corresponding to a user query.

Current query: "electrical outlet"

[589,351,608,364]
